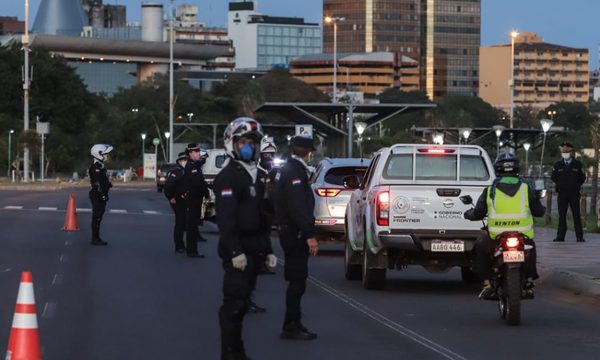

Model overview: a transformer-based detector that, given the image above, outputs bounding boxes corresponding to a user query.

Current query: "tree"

[588,117,600,232]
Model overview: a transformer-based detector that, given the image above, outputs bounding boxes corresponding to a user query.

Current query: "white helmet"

[260,136,277,153]
[223,117,264,161]
[91,144,113,162]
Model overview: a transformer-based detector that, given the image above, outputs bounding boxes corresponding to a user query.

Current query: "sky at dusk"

[2,0,599,67]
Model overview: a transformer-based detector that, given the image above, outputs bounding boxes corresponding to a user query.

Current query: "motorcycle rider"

[89,144,113,246]
[464,152,545,299]
[214,117,277,360]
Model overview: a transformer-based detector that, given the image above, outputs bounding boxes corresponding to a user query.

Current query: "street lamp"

[460,128,472,144]
[492,125,505,157]
[7,129,14,177]
[168,0,175,164]
[131,108,139,113]
[539,119,553,177]
[141,133,146,171]
[187,112,194,122]
[324,16,346,104]
[523,142,531,176]
[509,30,519,129]
[547,110,556,120]
[432,132,444,145]
[354,121,367,158]
[164,131,171,162]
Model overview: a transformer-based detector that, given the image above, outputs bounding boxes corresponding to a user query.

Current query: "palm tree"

[588,117,600,231]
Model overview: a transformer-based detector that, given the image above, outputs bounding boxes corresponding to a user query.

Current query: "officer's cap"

[186,143,201,152]
[559,142,574,152]
[177,152,188,162]
[291,136,315,150]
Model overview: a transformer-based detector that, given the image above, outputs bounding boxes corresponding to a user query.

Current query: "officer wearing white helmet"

[214,117,277,360]
[89,144,113,245]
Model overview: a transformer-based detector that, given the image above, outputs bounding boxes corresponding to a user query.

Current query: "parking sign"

[295,124,313,139]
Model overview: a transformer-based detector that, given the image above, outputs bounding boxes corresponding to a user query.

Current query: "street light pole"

[23,0,31,182]
[509,30,519,129]
[523,142,531,176]
[539,119,553,178]
[164,132,171,162]
[141,133,146,171]
[7,129,14,177]
[493,125,505,158]
[168,0,175,163]
[325,16,345,104]
[354,121,367,159]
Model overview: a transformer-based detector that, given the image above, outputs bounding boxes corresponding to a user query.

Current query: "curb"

[539,266,600,296]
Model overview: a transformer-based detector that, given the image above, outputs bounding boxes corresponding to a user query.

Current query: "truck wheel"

[362,246,386,290]
[461,267,479,283]
[344,238,362,280]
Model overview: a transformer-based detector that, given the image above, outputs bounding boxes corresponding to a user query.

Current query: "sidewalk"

[535,227,600,296]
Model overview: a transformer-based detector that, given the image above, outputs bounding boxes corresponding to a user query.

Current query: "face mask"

[239,143,255,162]
[561,153,571,160]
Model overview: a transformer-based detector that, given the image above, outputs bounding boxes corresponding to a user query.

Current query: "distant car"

[156,163,178,192]
[311,158,371,239]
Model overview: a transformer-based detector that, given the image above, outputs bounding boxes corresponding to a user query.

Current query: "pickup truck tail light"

[376,190,390,226]
[316,188,342,197]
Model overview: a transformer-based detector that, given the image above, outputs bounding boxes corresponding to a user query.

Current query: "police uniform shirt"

[164,166,186,200]
[551,157,586,193]
[214,160,271,259]
[184,159,209,200]
[274,156,315,239]
[89,161,111,196]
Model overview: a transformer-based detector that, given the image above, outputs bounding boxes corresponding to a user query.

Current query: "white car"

[344,144,495,289]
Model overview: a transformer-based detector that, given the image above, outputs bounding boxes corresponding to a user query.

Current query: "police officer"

[465,152,545,298]
[164,152,189,253]
[183,143,210,258]
[551,142,587,242]
[214,117,277,360]
[89,144,113,246]
[274,135,318,341]
[257,136,278,276]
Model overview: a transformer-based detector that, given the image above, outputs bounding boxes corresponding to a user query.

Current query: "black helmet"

[494,152,519,176]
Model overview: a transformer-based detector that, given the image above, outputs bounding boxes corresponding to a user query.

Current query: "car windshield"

[383,154,489,181]
[324,166,368,186]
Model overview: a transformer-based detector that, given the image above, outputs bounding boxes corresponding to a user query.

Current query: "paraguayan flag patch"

[292,178,301,186]
[221,188,233,197]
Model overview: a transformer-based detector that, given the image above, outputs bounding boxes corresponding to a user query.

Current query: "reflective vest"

[486,182,534,239]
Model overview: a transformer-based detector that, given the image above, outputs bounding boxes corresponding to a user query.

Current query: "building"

[227,1,322,70]
[323,0,481,99]
[82,0,126,29]
[480,32,589,111]
[0,17,25,35]
[289,52,419,98]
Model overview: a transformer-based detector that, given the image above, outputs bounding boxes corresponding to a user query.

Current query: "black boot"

[280,321,317,340]
[247,301,266,314]
[91,239,108,246]
[221,348,251,360]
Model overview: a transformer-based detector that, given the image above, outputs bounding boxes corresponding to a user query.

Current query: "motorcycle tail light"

[505,237,520,248]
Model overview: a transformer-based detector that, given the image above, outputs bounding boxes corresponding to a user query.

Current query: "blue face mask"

[239,144,255,162]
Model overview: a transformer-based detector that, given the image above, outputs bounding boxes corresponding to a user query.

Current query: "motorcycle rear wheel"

[503,267,522,326]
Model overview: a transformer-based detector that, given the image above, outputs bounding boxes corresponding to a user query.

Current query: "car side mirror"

[459,195,473,205]
[343,175,360,190]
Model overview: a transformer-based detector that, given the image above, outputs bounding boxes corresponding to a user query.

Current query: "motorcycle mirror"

[536,189,547,199]
[459,195,473,205]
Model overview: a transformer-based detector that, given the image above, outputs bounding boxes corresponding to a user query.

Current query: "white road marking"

[59,254,68,263]
[76,208,92,212]
[64,239,72,246]
[143,210,160,215]
[109,209,128,214]
[1,268,12,273]
[4,206,23,209]
[38,207,58,211]
[42,302,57,319]
[52,274,63,286]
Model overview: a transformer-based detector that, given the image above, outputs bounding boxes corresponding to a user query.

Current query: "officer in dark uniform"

[183,143,210,258]
[551,142,587,242]
[88,144,113,246]
[214,117,277,360]
[274,135,318,341]
[164,152,189,253]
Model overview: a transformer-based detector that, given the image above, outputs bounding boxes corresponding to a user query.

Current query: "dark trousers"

[557,191,584,239]
[219,255,260,356]
[476,234,538,280]
[279,226,309,326]
[170,200,187,250]
[89,191,107,241]
[185,200,202,254]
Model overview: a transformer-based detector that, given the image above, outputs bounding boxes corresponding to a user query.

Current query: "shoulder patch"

[292,178,301,186]
[221,188,233,197]
[275,172,281,181]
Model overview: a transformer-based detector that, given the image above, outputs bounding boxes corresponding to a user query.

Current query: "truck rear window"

[383,154,489,181]
[324,166,368,186]
[215,155,228,168]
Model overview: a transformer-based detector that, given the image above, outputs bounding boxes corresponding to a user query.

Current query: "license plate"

[502,251,524,263]
[431,241,464,252]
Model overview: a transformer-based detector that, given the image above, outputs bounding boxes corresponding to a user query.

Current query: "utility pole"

[23,0,31,181]
[169,0,175,163]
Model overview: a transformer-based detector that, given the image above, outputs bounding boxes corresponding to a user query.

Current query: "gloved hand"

[101,194,108,201]
[265,254,277,268]
[231,254,247,271]
[463,209,472,220]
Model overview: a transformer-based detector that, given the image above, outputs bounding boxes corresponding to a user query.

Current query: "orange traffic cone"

[6,271,41,360]
[62,193,80,231]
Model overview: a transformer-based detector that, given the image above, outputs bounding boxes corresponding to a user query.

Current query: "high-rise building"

[323,0,481,99]
[228,1,322,70]
[480,32,589,110]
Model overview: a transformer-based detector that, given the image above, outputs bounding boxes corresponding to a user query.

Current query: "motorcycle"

[460,195,535,326]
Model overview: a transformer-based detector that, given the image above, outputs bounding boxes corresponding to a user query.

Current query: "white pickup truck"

[344,144,495,289]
